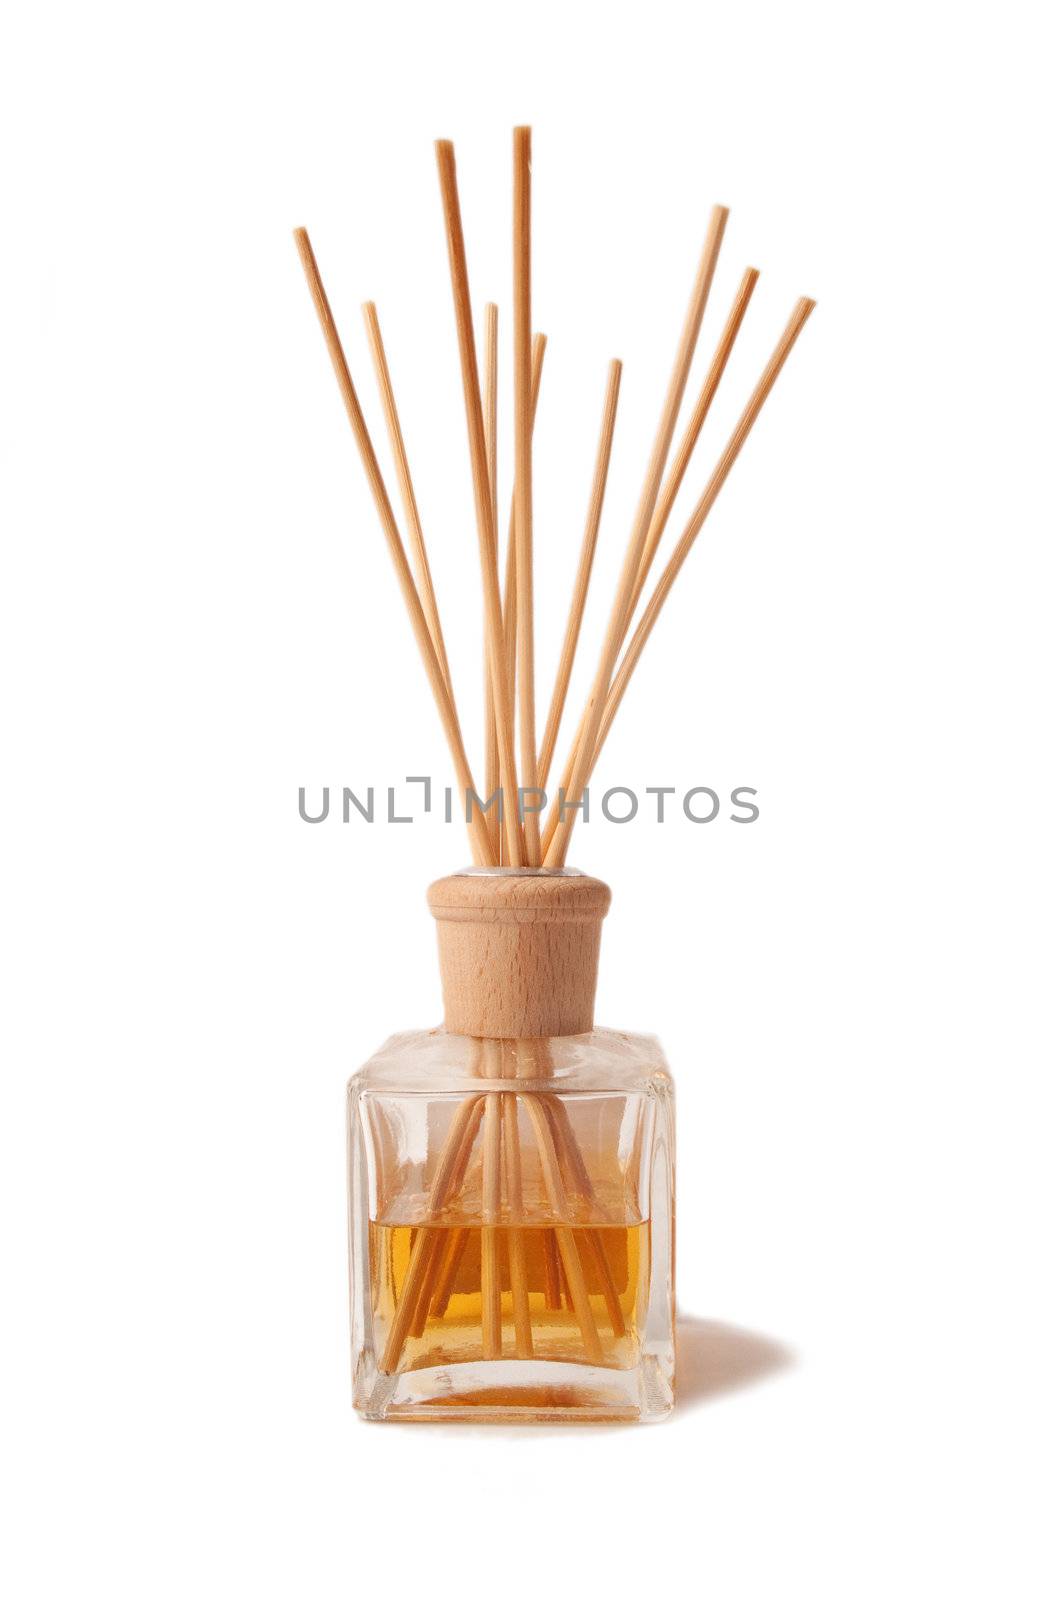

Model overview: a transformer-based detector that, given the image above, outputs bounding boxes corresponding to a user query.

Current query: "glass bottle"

[347,868,675,1422]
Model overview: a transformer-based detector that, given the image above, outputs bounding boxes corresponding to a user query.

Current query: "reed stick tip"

[292,229,315,272]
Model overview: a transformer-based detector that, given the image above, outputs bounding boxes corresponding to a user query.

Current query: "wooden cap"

[427,869,612,1039]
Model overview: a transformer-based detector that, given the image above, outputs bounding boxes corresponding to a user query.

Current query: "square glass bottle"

[347,869,675,1422]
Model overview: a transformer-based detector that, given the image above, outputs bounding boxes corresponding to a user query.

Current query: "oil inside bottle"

[369,1219,650,1373]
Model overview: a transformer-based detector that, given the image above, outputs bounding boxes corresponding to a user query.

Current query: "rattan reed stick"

[502,332,547,860]
[481,1088,503,1359]
[538,357,622,791]
[434,140,524,866]
[542,1099,625,1335]
[409,1060,490,1339]
[540,268,760,851]
[361,302,454,696]
[543,204,728,867]
[482,304,500,856]
[502,1093,535,1356]
[521,1095,603,1362]
[503,334,548,747]
[513,128,542,864]
[379,1093,484,1371]
[629,264,760,615]
[543,1230,562,1310]
[430,1226,469,1320]
[587,297,817,783]
[293,229,495,867]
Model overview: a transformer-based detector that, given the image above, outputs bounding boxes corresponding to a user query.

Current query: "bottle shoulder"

[348,1026,672,1097]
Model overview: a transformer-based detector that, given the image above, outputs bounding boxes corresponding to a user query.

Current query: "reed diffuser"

[295,128,813,1421]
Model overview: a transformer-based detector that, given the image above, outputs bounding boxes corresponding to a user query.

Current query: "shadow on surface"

[674,1314,794,1412]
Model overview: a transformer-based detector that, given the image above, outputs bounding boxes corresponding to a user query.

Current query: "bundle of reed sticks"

[295,129,814,1374]
[294,129,814,866]
[376,1039,626,1374]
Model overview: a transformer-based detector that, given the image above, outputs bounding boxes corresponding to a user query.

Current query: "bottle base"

[354,1352,675,1424]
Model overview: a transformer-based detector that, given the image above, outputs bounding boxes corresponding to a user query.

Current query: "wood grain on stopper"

[428,872,612,1039]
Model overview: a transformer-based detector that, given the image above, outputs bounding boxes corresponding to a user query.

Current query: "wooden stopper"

[428,869,612,1039]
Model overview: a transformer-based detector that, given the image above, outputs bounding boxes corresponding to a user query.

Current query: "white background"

[2,1,1048,1594]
